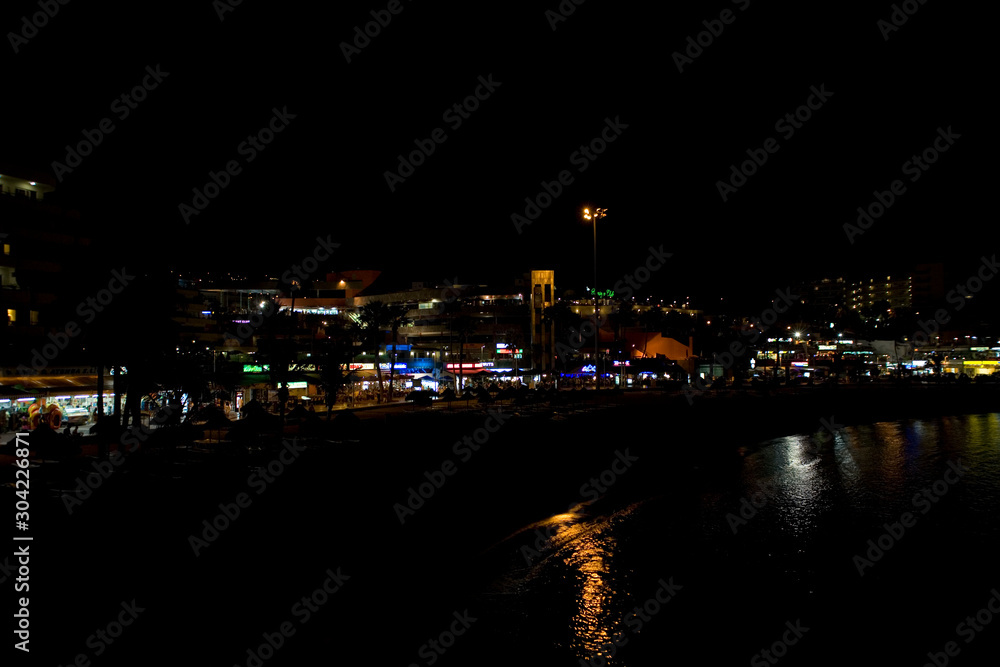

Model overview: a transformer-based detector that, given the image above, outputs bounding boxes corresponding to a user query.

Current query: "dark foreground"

[4,384,1000,665]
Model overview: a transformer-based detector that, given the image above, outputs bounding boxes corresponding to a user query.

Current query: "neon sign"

[587,288,615,298]
[581,364,596,373]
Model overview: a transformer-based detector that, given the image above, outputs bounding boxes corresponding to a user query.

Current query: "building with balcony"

[0,164,90,364]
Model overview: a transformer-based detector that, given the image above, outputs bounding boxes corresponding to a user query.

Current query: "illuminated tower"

[530,270,555,374]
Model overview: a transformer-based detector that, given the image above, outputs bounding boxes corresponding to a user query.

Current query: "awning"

[0,375,103,396]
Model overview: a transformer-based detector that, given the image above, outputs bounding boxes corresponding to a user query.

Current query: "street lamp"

[583,207,607,390]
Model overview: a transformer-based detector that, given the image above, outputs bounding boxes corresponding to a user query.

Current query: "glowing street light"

[583,206,608,390]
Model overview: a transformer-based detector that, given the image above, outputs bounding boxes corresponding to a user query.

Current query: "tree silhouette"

[318,316,357,418]
[385,303,412,402]
[357,301,390,402]
[450,314,476,392]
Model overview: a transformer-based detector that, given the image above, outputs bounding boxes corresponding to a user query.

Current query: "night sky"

[4,1,988,309]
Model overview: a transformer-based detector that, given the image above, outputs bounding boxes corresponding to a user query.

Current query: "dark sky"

[4,1,988,310]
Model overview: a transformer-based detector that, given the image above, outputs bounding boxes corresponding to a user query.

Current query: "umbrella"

[198,410,232,444]
[240,398,266,416]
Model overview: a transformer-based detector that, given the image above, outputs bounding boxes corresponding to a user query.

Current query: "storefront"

[0,370,112,430]
[959,360,998,376]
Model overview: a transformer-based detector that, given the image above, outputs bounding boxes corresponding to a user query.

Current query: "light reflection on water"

[485,414,1000,665]
[505,504,641,661]
[562,523,617,658]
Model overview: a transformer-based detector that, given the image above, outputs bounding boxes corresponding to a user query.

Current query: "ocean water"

[22,407,1000,666]
[458,413,1000,666]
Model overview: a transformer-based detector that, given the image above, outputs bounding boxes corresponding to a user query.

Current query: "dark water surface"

[15,404,1000,666]
[460,413,1000,666]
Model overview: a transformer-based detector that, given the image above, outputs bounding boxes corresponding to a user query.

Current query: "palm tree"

[450,315,476,393]
[318,317,357,418]
[357,301,390,402]
[385,303,412,402]
[286,277,312,316]
[250,295,293,428]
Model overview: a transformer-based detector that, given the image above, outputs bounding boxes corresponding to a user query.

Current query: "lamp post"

[583,207,607,390]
